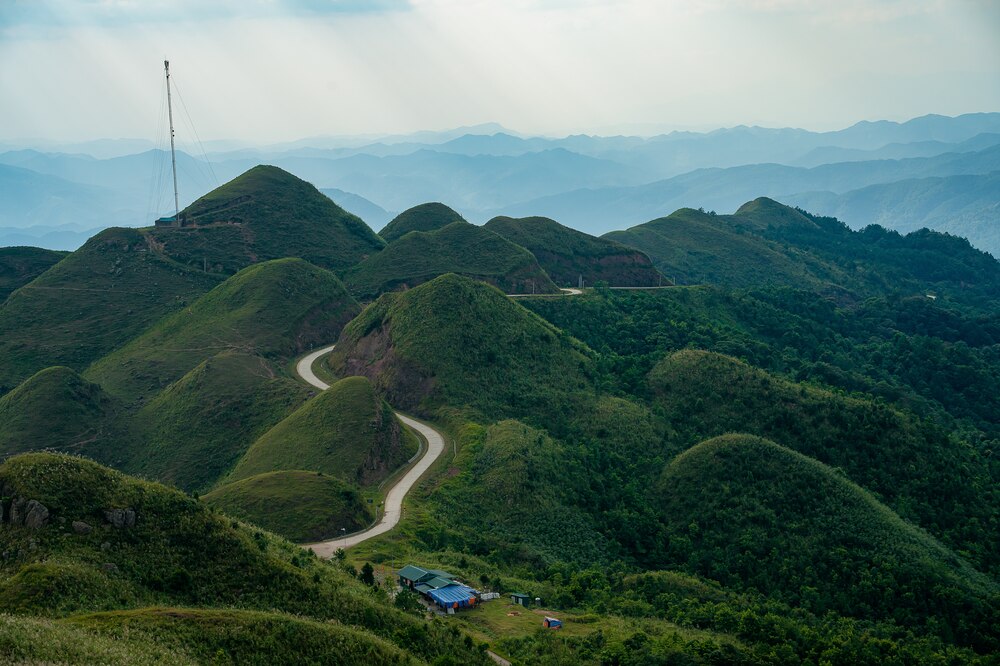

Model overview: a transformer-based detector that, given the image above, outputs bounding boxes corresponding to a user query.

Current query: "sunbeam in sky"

[2,0,999,141]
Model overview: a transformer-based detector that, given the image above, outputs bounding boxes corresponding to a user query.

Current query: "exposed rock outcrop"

[103,508,136,529]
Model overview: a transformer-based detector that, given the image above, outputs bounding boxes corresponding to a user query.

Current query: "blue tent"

[427,584,478,608]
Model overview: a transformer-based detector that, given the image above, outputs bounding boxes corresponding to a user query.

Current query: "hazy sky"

[1,0,999,143]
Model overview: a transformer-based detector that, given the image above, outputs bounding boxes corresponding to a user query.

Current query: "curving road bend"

[294,287,583,555]
[295,345,446,556]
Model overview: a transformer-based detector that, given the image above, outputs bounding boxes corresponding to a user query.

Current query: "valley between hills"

[0,164,997,664]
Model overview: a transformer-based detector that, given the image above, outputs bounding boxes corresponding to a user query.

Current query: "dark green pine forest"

[0,166,997,664]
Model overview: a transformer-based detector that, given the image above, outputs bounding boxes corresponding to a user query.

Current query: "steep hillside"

[329,273,595,424]
[0,367,117,461]
[0,227,220,393]
[649,350,1000,569]
[605,207,832,288]
[344,221,559,298]
[120,352,310,493]
[0,246,67,301]
[654,435,998,649]
[85,258,359,402]
[605,198,1000,304]
[149,165,385,275]
[0,452,487,664]
[228,376,417,487]
[203,471,372,543]
[378,202,466,243]
[484,215,665,287]
[434,420,609,565]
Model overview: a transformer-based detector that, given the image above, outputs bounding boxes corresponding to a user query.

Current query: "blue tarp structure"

[427,584,478,608]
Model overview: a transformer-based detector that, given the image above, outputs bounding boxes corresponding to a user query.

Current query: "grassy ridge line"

[0,227,221,392]
[345,221,559,298]
[378,202,467,243]
[84,257,360,403]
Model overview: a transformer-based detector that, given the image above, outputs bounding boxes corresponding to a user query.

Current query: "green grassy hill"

[202,471,373,543]
[378,202,466,243]
[85,258,359,402]
[149,165,385,275]
[648,349,1000,569]
[329,273,595,424]
[605,198,1000,305]
[484,215,665,287]
[604,207,834,289]
[0,246,67,301]
[119,352,310,493]
[0,452,487,664]
[0,227,220,393]
[0,366,118,460]
[345,221,559,298]
[654,434,998,648]
[435,420,608,566]
[229,376,417,486]
[0,607,417,665]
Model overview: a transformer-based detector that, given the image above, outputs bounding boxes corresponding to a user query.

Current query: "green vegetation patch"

[649,349,1000,570]
[68,607,415,666]
[378,201,466,243]
[85,257,359,402]
[484,215,664,287]
[0,452,489,664]
[346,221,558,298]
[0,613,184,665]
[203,471,372,543]
[150,165,385,275]
[120,352,311,493]
[654,434,999,648]
[0,366,119,461]
[229,375,417,487]
[330,273,596,424]
[434,420,609,566]
[0,227,220,392]
[0,246,67,301]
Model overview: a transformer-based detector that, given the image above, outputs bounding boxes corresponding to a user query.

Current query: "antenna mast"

[164,60,180,220]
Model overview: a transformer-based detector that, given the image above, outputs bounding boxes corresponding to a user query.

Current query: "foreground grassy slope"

[0,366,118,461]
[0,227,220,392]
[119,352,311,493]
[345,221,559,298]
[329,273,595,423]
[85,258,359,402]
[654,435,999,649]
[150,165,386,275]
[649,349,1000,569]
[0,452,488,664]
[484,215,665,287]
[378,202,466,243]
[229,376,417,487]
[0,246,67,301]
[203,471,373,543]
[1,607,415,665]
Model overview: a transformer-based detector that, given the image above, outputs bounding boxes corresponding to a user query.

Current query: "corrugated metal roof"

[425,576,455,590]
[428,584,478,607]
[426,569,454,579]
[415,583,434,593]
[398,565,428,581]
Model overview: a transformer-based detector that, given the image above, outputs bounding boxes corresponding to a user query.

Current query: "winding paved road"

[295,286,588,555]
[295,345,446,556]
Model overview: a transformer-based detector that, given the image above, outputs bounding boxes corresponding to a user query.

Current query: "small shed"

[510,593,531,607]
[543,616,562,629]
[154,215,178,227]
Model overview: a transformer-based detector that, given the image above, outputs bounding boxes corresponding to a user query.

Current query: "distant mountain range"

[2,112,998,256]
